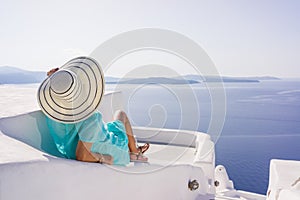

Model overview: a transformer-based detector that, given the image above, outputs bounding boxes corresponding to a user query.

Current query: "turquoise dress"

[46,111,130,165]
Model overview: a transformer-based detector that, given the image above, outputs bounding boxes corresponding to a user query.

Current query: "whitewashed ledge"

[0,131,214,200]
[266,159,300,200]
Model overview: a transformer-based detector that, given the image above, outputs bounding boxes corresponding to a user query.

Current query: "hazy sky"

[0,0,299,77]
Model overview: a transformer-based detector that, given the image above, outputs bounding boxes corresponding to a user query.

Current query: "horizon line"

[0,65,300,79]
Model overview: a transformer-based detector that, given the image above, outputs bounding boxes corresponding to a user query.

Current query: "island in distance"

[106,75,280,84]
[0,66,46,84]
[0,66,280,85]
[106,77,200,84]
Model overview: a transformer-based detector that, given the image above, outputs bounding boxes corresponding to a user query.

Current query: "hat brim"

[37,57,105,123]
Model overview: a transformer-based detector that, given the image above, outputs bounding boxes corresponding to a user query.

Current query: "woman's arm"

[76,140,113,164]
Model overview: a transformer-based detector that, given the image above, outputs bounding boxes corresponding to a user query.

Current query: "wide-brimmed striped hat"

[37,56,105,123]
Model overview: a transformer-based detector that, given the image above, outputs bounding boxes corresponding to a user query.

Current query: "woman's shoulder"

[46,112,103,127]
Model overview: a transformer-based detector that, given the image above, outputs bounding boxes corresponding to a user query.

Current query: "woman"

[43,61,149,166]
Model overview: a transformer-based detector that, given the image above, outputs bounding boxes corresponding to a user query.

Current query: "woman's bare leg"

[114,110,139,153]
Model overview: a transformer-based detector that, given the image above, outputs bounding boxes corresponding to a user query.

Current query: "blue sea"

[108,79,300,194]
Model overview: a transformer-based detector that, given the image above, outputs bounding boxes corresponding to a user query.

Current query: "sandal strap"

[138,143,150,154]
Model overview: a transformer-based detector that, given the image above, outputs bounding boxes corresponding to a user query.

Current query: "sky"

[0,0,299,78]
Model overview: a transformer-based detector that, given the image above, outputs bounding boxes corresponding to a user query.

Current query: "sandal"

[138,143,150,154]
[130,152,148,163]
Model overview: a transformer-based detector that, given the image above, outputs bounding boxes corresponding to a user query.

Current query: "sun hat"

[37,56,105,123]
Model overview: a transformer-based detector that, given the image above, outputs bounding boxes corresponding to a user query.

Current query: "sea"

[1,79,300,195]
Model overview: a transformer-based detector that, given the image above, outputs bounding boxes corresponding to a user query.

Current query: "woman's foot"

[130,152,148,162]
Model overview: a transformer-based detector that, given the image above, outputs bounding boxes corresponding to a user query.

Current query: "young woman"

[46,67,149,165]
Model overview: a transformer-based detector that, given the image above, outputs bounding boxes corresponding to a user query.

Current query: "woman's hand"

[47,68,59,76]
